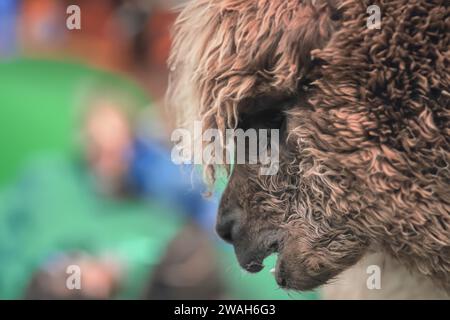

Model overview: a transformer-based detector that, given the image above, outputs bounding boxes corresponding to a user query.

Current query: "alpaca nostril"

[216,211,239,244]
[216,223,233,243]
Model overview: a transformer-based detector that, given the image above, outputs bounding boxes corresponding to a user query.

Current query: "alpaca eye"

[239,109,286,132]
[259,111,286,130]
[238,96,294,131]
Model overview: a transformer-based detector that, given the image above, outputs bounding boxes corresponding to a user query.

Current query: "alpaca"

[168,0,450,293]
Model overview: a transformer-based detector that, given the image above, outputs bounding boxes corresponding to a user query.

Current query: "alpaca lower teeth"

[270,268,276,274]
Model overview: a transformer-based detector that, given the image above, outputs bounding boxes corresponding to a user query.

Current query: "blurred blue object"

[129,137,219,233]
[0,0,19,57]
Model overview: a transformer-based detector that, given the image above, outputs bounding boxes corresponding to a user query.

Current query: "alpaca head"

[168,0,450,291]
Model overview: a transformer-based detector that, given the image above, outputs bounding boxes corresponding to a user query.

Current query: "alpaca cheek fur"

[223,154,370,287]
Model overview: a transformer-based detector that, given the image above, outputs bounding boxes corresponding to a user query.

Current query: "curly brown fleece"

[168,0,450,291]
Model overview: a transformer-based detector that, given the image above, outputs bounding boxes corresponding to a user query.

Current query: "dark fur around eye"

[238,96,295,131]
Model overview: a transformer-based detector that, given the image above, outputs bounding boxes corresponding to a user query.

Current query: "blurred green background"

[0,0,319,300]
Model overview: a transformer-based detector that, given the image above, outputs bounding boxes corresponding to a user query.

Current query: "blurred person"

[0,84,182,299]
[0,83,223,299]
[79,88,218,232]
[80,93,136,198]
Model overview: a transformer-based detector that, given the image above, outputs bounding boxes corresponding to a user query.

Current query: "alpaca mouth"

[236,238,305,290]
[236,238,281,274]
[237,240,293,289]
